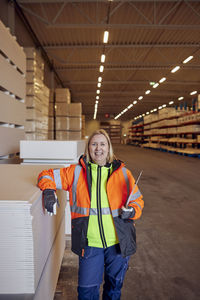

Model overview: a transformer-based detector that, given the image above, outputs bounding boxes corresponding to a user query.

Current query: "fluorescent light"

[153,83,159,88]
[162,104,166,108]
[96,95,99,100]
[138,96,143,100]
[150,109,154,113]
[183,56,193,64]
[98,76,102,82]
[96,89,100,94]
[169,101,174,105]
[99,65,104,72]
[103,31,109,43]
[145,90,151,94]
[159,77,166,83]
[95,100,98,104]
[128,104,133,109]
[150,82,155,86]
[97,82,101,88]
[133,100,137,104]
[146,112,150,115]
[171,66,180,73]
[101,54,106,63]
[153,108,157,112]
[158,106,162,110]
[190,91,197,95]
[142,114,145,117]
[178,96,184,100]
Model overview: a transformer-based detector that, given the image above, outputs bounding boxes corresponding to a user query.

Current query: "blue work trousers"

[78,244,130,300]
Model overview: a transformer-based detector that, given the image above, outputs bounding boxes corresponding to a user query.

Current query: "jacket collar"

[79,155,125,172]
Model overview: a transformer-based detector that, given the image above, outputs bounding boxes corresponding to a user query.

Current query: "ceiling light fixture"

[97,82,101,88]
[153,83,159,88]
[103,31,109,43]
[97,89,100,94]
[145,90,151,94]
[169,101,174,105]
[138,96,143,100]
[96,95,99,100]
[133,100,137,104]
[190,91,197,95]
[128,104,133,109]
[171,66,180,73]
[99,65,104,72]
[98,76,102,82]
[178,96,184,100]
[101,54,106,63]
[183,56,193,64]
[159,77,166,83]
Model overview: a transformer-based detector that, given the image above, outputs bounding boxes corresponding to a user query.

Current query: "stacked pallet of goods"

[0,20,26,161]
[81,114,86,139]
[24,47,50,140]
[48,88,82,140]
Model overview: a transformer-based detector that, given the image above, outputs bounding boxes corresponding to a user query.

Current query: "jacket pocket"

[71,217,89,256]
[114,217,137,257]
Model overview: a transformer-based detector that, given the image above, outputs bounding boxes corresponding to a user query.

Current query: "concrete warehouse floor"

[54,145,200,300]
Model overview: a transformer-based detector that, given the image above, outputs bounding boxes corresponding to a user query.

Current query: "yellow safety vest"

[87,162,119,248]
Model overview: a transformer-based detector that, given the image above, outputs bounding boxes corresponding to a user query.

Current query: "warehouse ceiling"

[16,0,200,121]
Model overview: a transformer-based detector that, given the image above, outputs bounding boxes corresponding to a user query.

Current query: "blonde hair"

[84,129,115,163]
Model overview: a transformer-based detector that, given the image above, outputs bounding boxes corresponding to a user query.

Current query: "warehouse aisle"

[54,145,200,300]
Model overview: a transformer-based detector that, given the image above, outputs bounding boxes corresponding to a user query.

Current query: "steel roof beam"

[46,23,200,30]
[18,0,200,3]
[44,43,200,49]
[63,80,200,85]
[55,65,200,70]
[74,91,193,96]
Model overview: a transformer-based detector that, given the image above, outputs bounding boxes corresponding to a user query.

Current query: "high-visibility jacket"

[87,161,119,248]
[37,155,144,257]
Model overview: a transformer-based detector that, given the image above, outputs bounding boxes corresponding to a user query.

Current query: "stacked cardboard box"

[24,47,50,140]
[82,115,86,138]
[55,102,82,140]
[56,88,71,104]
[0,20,26,159]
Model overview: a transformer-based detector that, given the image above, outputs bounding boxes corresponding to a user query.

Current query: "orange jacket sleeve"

[37,165,75,191]
[126,169,144,220]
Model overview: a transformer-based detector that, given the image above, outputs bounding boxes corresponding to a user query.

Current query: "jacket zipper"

[97,166,107,248]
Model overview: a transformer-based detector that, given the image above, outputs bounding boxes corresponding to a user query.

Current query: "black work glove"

[43,189,59,215]
[120,206,135,219]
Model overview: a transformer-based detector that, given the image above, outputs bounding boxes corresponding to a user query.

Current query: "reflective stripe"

[71,205,88,215]
[53,169,62,189]
[131,201,142,210]
[72,165,82,205]
[111,208,121,217]
[122,167,129,203]
[90,207,111,215]
[38,175,54,183]
[71,165,88,215]
[128,190,142,201]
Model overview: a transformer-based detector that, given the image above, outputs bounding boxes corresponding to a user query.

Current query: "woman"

[37,129,144,300]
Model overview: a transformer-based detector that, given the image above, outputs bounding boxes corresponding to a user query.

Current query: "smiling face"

[89,134,109,166]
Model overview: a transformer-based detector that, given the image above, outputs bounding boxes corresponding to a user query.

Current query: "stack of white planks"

[0,165,66,300]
